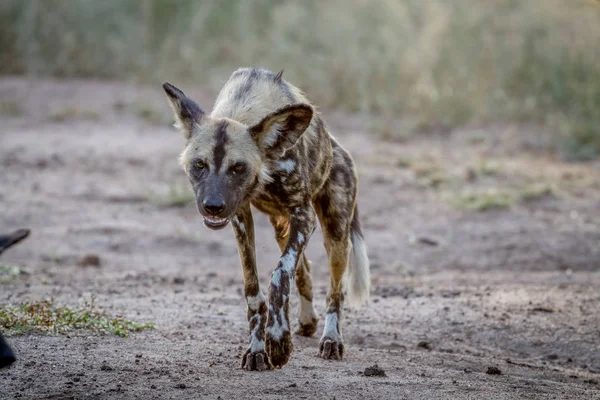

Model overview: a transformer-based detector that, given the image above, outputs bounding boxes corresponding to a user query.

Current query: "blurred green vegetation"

[1,0,599,160]
[0,296,154,337]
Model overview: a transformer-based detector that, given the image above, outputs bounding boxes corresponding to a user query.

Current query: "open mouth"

[202,216,230,230]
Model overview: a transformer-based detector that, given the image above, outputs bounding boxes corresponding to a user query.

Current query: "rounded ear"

[162,82,204,139]
[249,104,313,159]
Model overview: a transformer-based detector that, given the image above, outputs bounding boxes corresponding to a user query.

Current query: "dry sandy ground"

[0,78,599,399]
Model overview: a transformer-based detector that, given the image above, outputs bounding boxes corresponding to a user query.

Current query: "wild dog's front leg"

[266,206,316,368]
[270,216,319,337]
[232,205,271,371]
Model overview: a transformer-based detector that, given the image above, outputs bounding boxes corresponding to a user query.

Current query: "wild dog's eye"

[230,162,246,175]
[195,160,207,170]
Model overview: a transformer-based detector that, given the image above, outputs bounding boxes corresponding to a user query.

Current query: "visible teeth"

[204,216,227,224]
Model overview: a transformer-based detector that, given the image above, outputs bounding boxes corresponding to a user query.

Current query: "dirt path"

[1,78,599,399]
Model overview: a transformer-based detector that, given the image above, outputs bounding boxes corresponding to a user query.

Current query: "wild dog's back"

[211,68,308,126]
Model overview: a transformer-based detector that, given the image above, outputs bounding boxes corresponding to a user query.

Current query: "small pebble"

[364,364,387,377]
[486,366,501,375]
[78,254,101,267]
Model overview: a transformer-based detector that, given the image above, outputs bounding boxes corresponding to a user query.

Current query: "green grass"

[113,100,169,125]
[49,107,100,122]
[0,296,154,337]
[453,190,515,212]
[411,162,449,188]
[452,181,557,211]
[519,183,555,202]
[0,100,22,117]
[0,264,25,284]
[136,104,168,126]
[474,159,503,178]
[395,157,412,169]
[1,0,599,159]
[147,183,195,208]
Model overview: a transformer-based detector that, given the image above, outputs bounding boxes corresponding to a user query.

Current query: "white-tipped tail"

[345,220,370,308]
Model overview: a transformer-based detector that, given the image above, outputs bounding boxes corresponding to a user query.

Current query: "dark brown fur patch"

[270,107,313,153]
[233,69,259,102]
[213,120,229,172]
[326,292,344,315]
[318,195,347,241]
[274,69,284,82]
[351,207,364,238]
[162,82,204,134]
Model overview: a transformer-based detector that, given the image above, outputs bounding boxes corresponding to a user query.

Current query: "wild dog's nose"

[202,199,225,216]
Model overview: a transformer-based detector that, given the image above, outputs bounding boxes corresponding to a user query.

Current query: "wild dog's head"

[163,82,313,230]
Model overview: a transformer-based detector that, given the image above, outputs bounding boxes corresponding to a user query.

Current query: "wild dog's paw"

[265,329,293,368]
[295,316,319,337]
[241,348,272,371]
[318,337,345,360]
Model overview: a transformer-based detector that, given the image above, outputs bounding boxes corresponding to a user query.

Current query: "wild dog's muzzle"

[198,198,230,230]
[202,215,230,230]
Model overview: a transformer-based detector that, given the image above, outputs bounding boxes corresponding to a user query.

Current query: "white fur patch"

[280,248,298,274]
[344,231,371,308]
[248,313,265,352]
[259,165,274,184]
[250,338,265,353]
[267,306,290,341]
[298,295,317,324]
[232,216,246,234]
[271,269,282,288]
[270,247,298,289]
[277,159,296,173]
[246,292,265,312]
[179,148,193,172]
[322,312,341,341]
[280,307,289,331]
[263,127,280,148]
[297,232,305,245]
[268,321,284,340]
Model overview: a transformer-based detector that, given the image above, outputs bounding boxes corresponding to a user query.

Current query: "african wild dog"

[162,68,370,370]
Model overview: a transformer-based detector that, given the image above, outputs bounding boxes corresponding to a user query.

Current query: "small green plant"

[412,163,448,188]
[475,159,503,177]
[0,100,22,117]
[396,157,412,168]
[519,183,555,202]
[137,103,167,125]
[0,296,154,337]
[394,263,406,273]
[453,190,514,212]
[0,264,24,284]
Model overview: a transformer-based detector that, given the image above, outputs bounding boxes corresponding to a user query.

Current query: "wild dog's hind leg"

[271,216,319,337]
[316,227,350,360]
[314,148,358,360]
[232,205,271,371]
